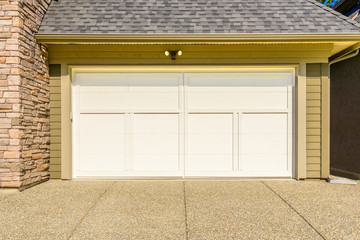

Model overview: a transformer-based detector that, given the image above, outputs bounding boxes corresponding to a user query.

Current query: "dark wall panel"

[330,53,360,174]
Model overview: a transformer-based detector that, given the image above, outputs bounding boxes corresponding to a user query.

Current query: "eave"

[35,33,360,59]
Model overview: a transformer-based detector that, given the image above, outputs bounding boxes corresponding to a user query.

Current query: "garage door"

[72,71,294,178]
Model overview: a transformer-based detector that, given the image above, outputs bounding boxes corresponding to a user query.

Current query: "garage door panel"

[241,114,288,133]
[187,73,291,110]
[187,114,233,172]
[134,134,179,155]
[134,155,179,171]
[77,73,181,111]
[127,93,179,110]
[133,114,179,171]
[188,91,288,110]
[188,135,232,154]
[79,155,124,172]
[240,114,289,172]
[241,155,288,172]
[79,114,125,171]
[80,93,127,110]
[187,154,233,171]
[241,134,287,154]
[186,73,292,87]
[77,73,181,87]
[77,73,128,86]
[80,93,179,111]
[188,114,233,133]
[134,114,179,133]
[127,76,181,87]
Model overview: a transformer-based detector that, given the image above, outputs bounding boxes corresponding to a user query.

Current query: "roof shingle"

[38,0,360,34]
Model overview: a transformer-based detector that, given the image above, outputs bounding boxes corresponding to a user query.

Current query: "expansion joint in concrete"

[183,181,189,240]
[261,181,327,240]
[66,181,117,240]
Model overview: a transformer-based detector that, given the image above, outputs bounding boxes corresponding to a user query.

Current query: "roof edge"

[36,33,360,43]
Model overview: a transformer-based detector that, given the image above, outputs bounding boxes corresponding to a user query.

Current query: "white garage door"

[72,71,294,178]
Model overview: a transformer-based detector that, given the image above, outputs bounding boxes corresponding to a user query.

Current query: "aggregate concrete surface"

[0,178,359,240]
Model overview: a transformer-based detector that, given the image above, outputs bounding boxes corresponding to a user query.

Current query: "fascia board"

[35,33,360,43]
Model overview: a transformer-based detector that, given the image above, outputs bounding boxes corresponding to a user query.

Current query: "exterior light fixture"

[164,50,182,60]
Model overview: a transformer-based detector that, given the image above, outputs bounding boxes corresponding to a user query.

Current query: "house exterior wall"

[47,44,331,180]
[49,64,61,179]
[330,54,360,179]
[0,0,51,188]
[306,63,329,179]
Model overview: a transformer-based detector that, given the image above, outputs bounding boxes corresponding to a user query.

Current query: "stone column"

[0,0,51,188]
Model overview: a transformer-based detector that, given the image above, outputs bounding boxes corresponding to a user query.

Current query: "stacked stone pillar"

[0,0,51,188]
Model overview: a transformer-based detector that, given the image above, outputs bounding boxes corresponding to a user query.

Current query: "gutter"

[329,42,360,65]
[329,49,359,65]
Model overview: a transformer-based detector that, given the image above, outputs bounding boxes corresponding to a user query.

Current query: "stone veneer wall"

[0,0,51,188]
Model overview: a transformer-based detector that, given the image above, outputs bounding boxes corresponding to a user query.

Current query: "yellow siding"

[48,44,331,65]
[48,44,334,52]
[48,44,333,59]
[307,163,321,171]
[306,63,323,179]
[50,76,61,179]
[307,143,321,149]
[307,157,321,164]
[307,171,322,178]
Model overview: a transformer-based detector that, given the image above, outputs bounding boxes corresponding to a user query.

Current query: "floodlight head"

[164,50,182,60]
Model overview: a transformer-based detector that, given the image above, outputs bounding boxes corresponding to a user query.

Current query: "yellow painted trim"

[70,65,298,73]
[36,33,360,42]
[63,64,299,179]
[61,63,72,180]
[321,63,330,179]
[49,58,329,65]
[296,63,307,180]
[46,42,336,45]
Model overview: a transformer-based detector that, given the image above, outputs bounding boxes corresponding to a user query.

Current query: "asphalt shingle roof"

[38,0,360,34]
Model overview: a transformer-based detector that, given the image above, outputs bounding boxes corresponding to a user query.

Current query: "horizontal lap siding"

[306,64,322,179]
[48,51,331,59]
[50,75,61,179]
[47,44,331,65]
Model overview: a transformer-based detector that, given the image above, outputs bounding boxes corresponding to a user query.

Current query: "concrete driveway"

[0,179,359,240]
